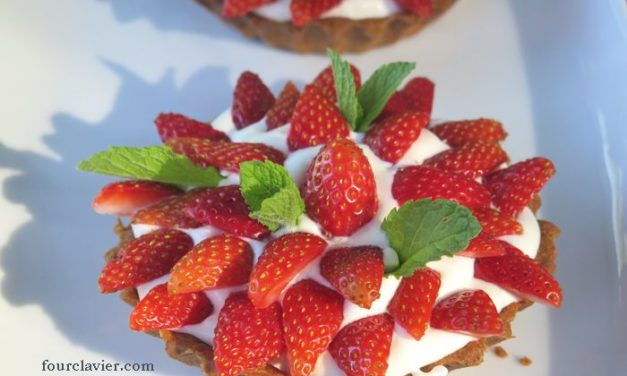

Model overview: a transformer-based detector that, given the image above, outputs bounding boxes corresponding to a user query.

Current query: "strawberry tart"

[81,52,562,376]
[197,0,458,53]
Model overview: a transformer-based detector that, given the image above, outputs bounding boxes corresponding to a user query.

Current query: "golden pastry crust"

[194,0,458,53]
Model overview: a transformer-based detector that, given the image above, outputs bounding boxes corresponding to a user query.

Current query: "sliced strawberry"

[168,234,253,294]
[154,113,229,143]
[475,254,562,308]
[387,268,440,340]
[392,166,491,208]
[131,189,203,228]
[378,77,434,121]
[431,119,507,147]
[457,231,506,258]
[222,0,275,18]
[311,64,362,101]
[287,85,350,151]
[184,185,270,240]
[320,246,384,309]
[302,139,378,236]
[377,91,410,121]
[394,0,433,17]
[470,207,523,237]
[214,292,284,376]
[364,111,430,163]
[290,0,342,26]
[282,279,344,376]
[484,157,556,217]
[98,229,193,293]
[266,81,300,130]
[425,142,508,178]
[129,283,213,331]
[92,180,183,216]
[232,71,275,129]
[329,314,394,376]
[248,233,327,308]
[430,289,503,337]
[167,138,285,172]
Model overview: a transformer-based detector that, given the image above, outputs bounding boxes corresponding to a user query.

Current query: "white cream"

[254,0,402,21]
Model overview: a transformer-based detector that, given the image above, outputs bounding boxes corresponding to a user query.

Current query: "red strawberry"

[248,233,327,308]
[98,229,193,293]
[214,292,284,376]
[394,0,433,17]
[430,290,503,337]
[364,111,430,163]
[377,91,411,121]
[167,138,285,172]
[168,234,253,294]
[378,77,434,121]
[154,113,229,143]
[431,119,507,147]
[470,207,523,237]
[287,85,350,151]
[329,314,394,376]
[92,180,183,216]
[500,241,526,256]
[425,142,508,178]
[282,279,344,376]
[311,64,362,101]
[320,246,384,309]
[129,283,213,331]
[457,231,506,258]
[184,185,270,240]
[131,189,203,228]
[290,0,342,26]
[475,254,562,308]
[302,139,378,236]
[232,71,275,129]
[266,81,300,130]
[484,157,556,217]
[392,166,491,208]
[222,0,275,18]
[387,268,440,340]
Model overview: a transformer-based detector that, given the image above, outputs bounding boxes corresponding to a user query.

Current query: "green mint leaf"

[356,61,416,132]
[77,146,224,187]
[382,199,481,277]
[328,49,363,131]
[239,160,305,231]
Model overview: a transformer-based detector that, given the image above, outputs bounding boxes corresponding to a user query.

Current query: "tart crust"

[105,195,559,375]
[195,0,458,53]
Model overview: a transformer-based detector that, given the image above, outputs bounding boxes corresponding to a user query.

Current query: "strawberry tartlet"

[197,0,458,53]
[81,52,562,376]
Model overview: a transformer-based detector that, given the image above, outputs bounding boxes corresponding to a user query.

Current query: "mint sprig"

[239,160,305,231]
[328,49,363,130]
[77,146,224,187]
[382,199,481,277]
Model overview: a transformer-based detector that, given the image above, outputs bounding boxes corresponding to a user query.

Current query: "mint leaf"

[239,160,305,231]
[382,199,481,277]
[328,49,363,130]
[77,146,224,187]
[356,61,415,131]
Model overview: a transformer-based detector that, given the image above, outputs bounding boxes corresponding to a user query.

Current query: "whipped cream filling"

[133,110,541,376]
[253,0,402,21]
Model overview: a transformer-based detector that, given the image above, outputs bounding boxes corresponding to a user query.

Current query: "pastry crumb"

[519,356,532,366]
[493,346,508,358]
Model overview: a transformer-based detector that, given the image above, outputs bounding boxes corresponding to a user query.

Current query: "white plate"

[1,0,626,375]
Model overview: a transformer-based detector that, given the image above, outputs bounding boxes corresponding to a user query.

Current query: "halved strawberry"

[329,314,394,376]
[282,279,344,376]
[364,111,430,163]
[92,180,183,216]
[129,283,213,331]
[248,233,327,308]
[168,234,253,294]
[392,166,491,208]
[184,185,270,240]
[457,231,506,258]
[167,138,285,172]
[470,207,523,237]
[425,142,508,178]
[387,268,440,340]
[311,64,361,101]
[232,71,275,129]
[320,246,384,309]
[287,85,350,151]
[266,81,300,130]
[500,241,526,256]
[154,113,229,143]
[290,0,342,26]
[431,119,507,147]
[222,0,275,18]
[98,229,193,293]
[394,0,433,17]
[378,77,434,121]
[484,157,556,217]
[131,189,204,228]
[430,290,503,337]
[475,254,562,308]
[214,292,284,376]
